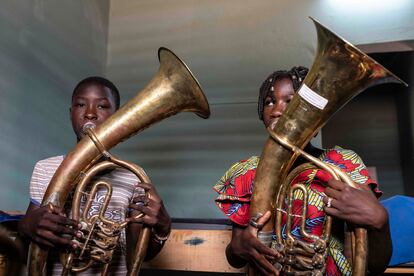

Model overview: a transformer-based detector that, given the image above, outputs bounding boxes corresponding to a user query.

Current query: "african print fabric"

[214,146,381,276]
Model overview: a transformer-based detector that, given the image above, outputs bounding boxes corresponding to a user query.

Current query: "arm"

[226,211,280,276]
[214,158,281,274]
[367,212,392,275]
[323,179,392,274]
[126,182,171,264]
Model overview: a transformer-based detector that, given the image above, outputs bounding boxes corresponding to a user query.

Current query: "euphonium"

[250,18,406,275]
[0,226,23,276]
[28,47,210,275]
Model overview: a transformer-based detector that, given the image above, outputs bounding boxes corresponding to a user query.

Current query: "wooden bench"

[143,219,414,275]
[2,213,413,275]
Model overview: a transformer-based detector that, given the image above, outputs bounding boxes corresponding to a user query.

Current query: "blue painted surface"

[0,213,24,223]
[381,195,414,266]
[184,237,205,246]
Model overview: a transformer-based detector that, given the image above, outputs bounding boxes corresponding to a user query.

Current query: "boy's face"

[70,83,117,141]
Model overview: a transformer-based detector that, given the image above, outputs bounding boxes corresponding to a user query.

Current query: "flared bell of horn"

[98,47,210,147]
[302,17,407,131]
[273,17,407,148]
[28,47,210,275]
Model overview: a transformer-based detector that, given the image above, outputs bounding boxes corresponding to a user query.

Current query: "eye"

[98,104,110,109]
[74,103,85,107]
[264,98,274,107]
[285,96,294,104]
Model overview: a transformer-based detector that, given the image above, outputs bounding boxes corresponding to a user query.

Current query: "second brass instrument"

[249,18,406,275]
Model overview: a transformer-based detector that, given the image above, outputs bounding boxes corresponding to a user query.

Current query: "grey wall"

[0,0,109,211]
[106,0,414,218]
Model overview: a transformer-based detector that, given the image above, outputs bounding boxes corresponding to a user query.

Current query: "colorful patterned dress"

[213,146,381,276]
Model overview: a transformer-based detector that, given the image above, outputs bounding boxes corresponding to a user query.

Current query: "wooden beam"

[385,267,414,274]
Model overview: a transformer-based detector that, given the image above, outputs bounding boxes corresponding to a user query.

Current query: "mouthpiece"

[82,122,96,135]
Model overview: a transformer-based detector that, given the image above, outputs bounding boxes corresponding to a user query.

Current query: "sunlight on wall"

[325,0,411,14]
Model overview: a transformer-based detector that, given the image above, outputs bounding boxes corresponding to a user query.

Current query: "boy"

[19,76,171,275]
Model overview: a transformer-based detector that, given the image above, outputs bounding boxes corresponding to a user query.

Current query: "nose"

[84,105,97,120]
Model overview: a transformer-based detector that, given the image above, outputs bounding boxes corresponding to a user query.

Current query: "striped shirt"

[30,155,145,275]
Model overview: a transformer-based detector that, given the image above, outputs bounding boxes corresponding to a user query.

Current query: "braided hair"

[257,66,309,121]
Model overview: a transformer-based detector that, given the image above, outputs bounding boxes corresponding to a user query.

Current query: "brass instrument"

[250,18,407,275]
[0,226,23,276]
[28,47,210,275]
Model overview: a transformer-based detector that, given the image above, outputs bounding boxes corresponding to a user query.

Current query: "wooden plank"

[385,267,414,274]
[143,229,245,273]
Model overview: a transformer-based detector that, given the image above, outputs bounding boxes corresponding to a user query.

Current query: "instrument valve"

[312,239,326,253]
[79,221,88,231]
[311,253,324,269]
[272,241,284,253]
[285,255,296,266]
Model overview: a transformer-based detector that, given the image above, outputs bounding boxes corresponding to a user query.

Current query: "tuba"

[249,18,406,275]
[28,47,210,275]
[0,226,23,276]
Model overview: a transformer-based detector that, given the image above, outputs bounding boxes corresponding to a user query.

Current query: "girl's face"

[262,77,295,129]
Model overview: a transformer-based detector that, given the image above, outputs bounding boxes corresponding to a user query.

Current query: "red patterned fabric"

[214,146,381,275]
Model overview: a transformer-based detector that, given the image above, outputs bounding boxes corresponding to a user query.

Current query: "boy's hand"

[19,203,80,249]
[127,183,171,239]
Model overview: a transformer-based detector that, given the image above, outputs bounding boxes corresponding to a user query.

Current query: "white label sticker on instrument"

[298,84,328,110]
